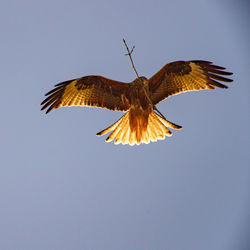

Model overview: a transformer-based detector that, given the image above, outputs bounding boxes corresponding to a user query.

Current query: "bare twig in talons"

[123,39,140,78]
[123,39,167,121]
[124,39,164,119]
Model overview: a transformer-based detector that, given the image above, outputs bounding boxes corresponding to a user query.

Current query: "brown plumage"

[41,60,233,145]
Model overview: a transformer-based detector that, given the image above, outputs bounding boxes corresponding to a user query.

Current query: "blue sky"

[0,0,249,249]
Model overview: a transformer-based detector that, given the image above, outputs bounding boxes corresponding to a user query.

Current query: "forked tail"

[96,109,182,146]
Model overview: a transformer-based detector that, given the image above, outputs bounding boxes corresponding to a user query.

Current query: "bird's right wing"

[41,76,130,113]
[148,60,233,105]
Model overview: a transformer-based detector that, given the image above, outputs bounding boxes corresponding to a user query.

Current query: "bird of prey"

[41,45,233,146]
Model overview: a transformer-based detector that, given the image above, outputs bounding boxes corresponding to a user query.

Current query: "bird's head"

[131,76,148,88]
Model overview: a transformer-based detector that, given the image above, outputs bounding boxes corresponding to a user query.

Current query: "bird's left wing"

[41,76,130,113]
[148,60,233,105]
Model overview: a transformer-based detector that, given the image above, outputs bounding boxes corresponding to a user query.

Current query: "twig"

[123,39,167,121]
[123,39,140,78]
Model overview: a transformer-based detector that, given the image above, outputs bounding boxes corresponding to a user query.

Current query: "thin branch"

[123,39,167,121]
[123,39,140,78]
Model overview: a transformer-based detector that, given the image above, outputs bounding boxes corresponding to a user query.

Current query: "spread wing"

[148,60,233,105]
[41,75,130,113]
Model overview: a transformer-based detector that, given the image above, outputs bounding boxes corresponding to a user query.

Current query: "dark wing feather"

[148,60,233,105]
[41,76,130,113]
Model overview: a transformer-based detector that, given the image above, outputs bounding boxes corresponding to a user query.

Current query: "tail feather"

[144,128,150,144]
[105,112,129,142]
[150,112,172,137]
[157,115,182,130]
[147,114,160,141]
[96,114,125,136]
[96,109,182,145]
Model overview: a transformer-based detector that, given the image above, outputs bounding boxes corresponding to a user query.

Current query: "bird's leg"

[153,106,167,120]
[141,86,167,120]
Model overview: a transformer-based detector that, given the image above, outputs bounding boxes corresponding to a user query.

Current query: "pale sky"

[0,0,249,250]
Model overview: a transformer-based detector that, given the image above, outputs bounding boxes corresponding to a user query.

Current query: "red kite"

[41,59,233,145]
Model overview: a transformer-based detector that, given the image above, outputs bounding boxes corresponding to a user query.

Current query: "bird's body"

[41,60,233,145]
[96,76,179,145]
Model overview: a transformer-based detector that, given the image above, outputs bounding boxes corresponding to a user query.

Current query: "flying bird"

[41,43,233,145]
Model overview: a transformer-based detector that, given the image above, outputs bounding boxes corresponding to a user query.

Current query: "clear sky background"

[0,0,249,249]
